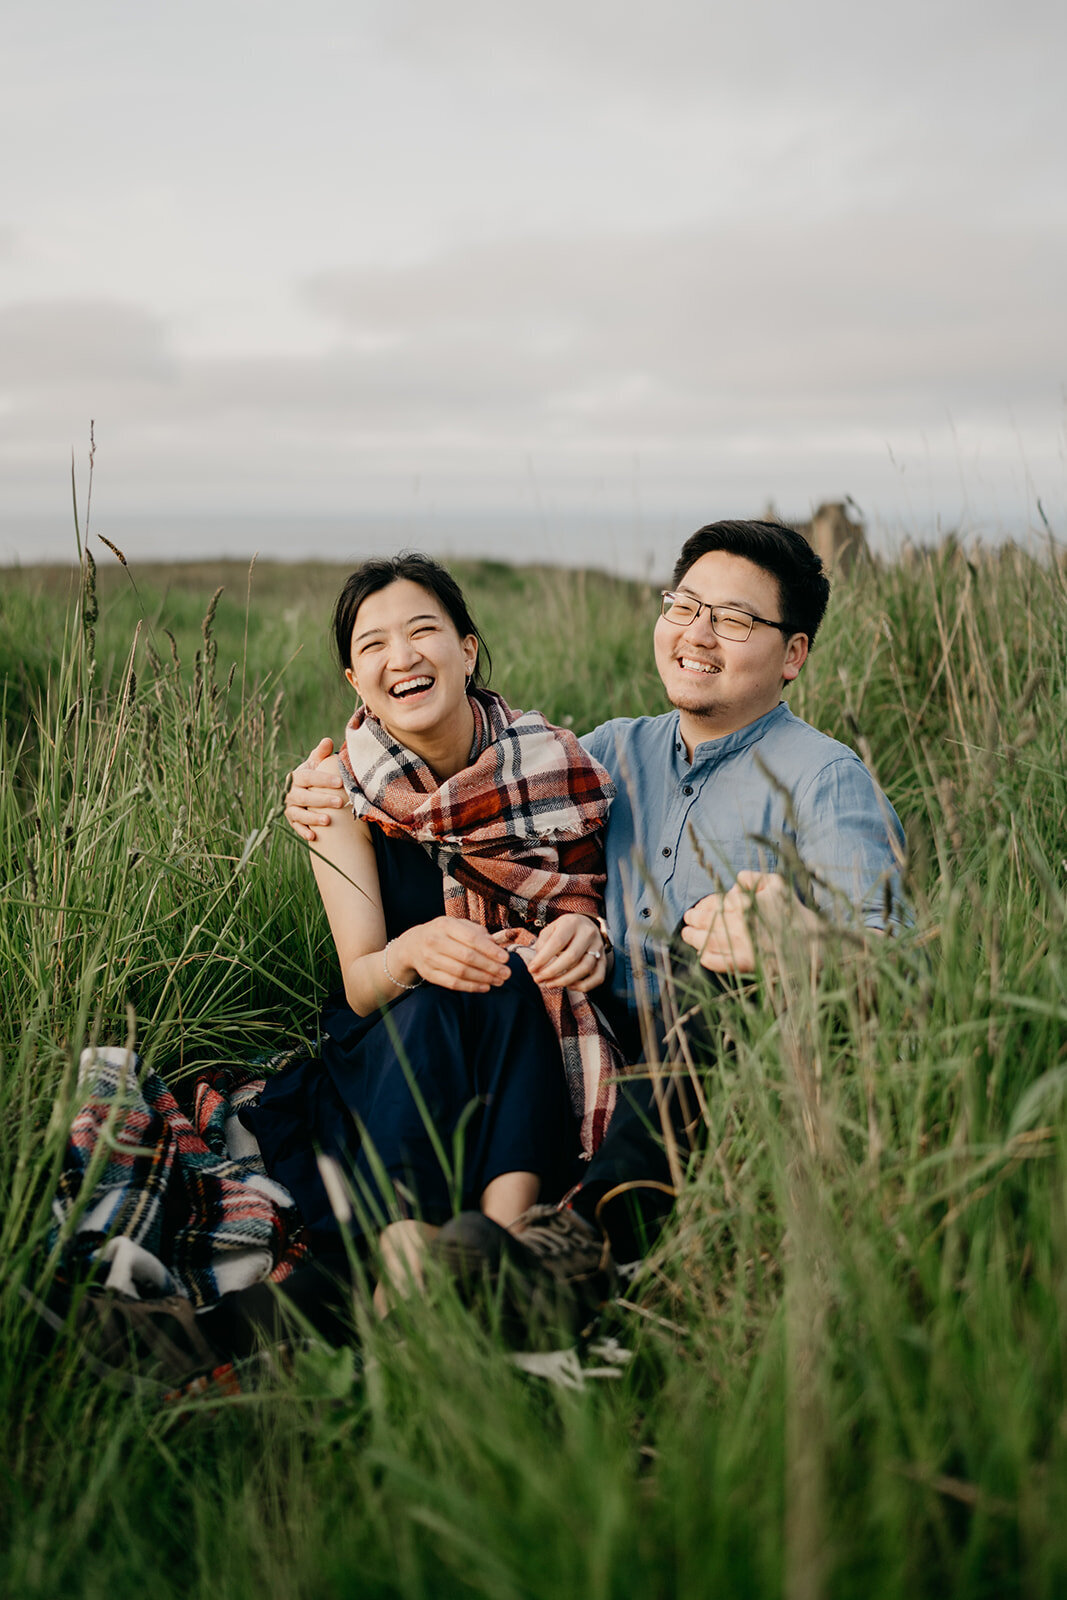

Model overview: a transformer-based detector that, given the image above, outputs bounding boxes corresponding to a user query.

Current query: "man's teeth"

[679,657,719,674]
[390,676,433,697]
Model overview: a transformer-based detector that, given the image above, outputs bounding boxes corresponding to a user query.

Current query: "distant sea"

[5,509,712,581]
[1,506,1047,580]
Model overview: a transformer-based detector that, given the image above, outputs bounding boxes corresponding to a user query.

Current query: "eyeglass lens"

[661,594,754,640]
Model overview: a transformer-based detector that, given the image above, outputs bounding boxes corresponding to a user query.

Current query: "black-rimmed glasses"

[659,591,794,641]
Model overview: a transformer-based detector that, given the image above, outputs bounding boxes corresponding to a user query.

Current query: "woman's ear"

[345,667,359,693]
[463,635,479,678]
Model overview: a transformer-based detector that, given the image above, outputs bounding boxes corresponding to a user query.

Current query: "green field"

[2,530,1065,1598]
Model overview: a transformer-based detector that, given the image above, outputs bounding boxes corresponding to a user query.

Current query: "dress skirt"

[245,827,580,1252]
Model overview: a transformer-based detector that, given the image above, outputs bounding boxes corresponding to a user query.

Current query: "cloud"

[295,214,1067,424]
[1,214,1063,520]
[5,214,1064,439]
[0,299,173,386]
[375,0,1067,116]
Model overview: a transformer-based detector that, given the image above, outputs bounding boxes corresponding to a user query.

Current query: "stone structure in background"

[764,498,870,575]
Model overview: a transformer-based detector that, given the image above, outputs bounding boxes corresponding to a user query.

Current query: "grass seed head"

[97,535,128,567]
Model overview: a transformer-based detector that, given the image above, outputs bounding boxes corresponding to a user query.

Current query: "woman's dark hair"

[671,519,831,645]
[332,552,492,685]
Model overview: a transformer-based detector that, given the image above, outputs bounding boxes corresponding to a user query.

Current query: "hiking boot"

[431,1206,616,1344]
[509,1204,617,1309]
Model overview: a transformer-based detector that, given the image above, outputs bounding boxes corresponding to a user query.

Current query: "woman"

[246,553,620,1309]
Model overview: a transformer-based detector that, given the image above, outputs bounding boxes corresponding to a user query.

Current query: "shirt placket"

[633,749,705,960]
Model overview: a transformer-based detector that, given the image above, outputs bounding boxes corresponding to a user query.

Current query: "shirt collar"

[674,701,792,768]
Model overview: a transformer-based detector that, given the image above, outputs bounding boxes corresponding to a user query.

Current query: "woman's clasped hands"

[387,912,607,995]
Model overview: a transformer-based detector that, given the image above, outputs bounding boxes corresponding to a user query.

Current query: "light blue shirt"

[581,702,907,1020]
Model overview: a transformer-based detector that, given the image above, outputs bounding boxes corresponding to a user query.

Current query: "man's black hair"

[671,519,831,644]
[332,551,492,682]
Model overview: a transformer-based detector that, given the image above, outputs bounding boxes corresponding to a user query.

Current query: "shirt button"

[661,846,672,858]
[683,785,694,796]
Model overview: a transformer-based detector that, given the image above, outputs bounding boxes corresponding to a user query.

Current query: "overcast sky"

[2,0,1064,565]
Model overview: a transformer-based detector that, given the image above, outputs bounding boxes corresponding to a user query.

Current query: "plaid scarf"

[52,1049,307,1308]
[339,688,621,1154]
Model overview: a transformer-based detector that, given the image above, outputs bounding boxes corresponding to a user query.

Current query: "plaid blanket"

[340,688,622,1154]
[52,1047,307,1308]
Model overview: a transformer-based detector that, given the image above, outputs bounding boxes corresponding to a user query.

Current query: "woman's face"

[346,579,478,738]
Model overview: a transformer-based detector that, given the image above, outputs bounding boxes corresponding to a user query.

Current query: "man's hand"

[285,738,347,842]
[680,871,821,974]
[525,914,608,992]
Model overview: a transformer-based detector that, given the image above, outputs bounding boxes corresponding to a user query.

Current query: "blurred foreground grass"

[1,534,1065,1599]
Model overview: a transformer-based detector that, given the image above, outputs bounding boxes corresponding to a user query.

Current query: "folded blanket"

[51,1047,308,1308]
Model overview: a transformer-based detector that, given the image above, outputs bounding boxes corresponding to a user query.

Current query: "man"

[285,520,906,1313]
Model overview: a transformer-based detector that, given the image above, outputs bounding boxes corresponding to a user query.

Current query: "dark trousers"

[204,948,724,1352]
[571,944,723,1262]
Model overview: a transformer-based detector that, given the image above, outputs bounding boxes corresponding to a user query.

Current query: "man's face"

[653,550,809,744]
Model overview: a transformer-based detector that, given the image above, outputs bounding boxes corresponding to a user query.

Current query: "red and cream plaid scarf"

[338,688,621,1154]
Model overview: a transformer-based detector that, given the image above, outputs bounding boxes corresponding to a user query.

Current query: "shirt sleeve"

[793,757,909,930]
[578,724,609,762]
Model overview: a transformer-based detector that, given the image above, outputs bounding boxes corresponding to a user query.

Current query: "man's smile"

[676,656,721,675]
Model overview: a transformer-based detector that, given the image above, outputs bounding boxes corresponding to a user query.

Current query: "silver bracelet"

[382,939,423,992]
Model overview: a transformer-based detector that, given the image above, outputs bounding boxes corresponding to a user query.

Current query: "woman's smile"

[388,673,435,701]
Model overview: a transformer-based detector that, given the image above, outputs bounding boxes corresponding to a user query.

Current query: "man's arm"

[789,755,908,933]
[680,756,905,975]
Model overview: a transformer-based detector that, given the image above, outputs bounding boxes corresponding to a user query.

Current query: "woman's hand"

[393,918,514,994]
[526,914,608,992]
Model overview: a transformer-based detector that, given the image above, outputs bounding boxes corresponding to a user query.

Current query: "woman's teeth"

[390,676,433,698]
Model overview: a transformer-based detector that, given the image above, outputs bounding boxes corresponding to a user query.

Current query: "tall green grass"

[1,531,1065,1599]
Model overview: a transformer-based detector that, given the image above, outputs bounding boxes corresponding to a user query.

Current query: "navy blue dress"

[246,827,581,1253]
